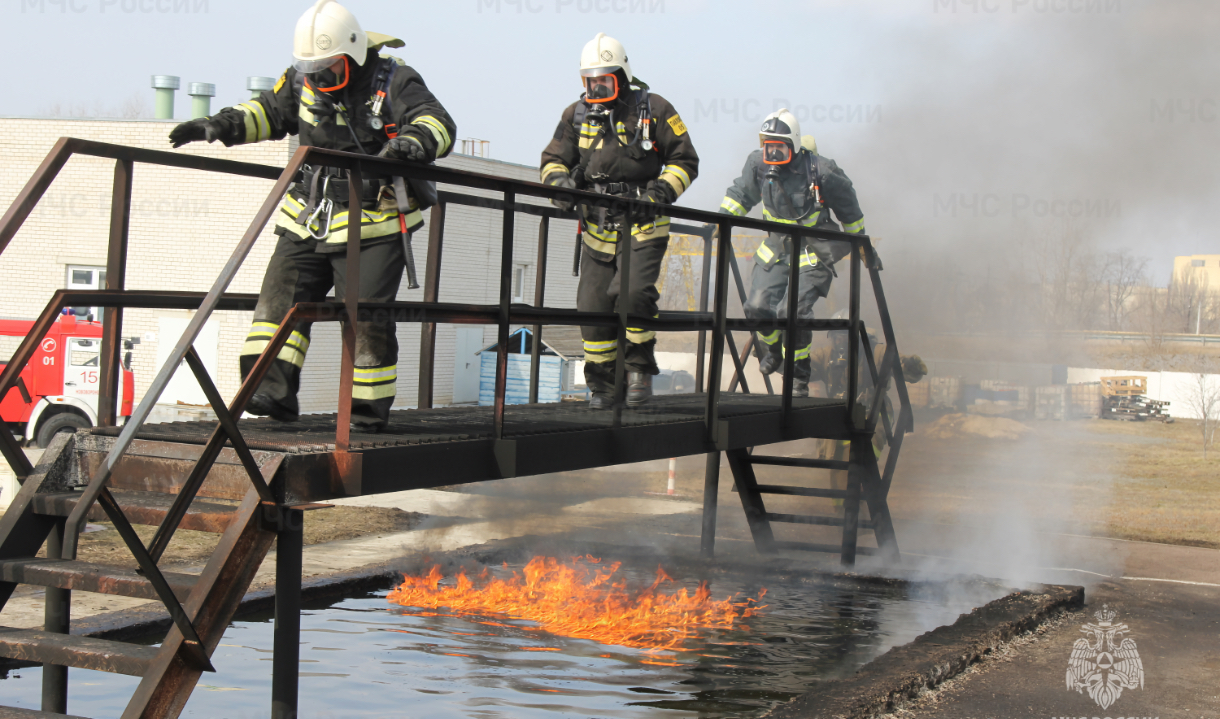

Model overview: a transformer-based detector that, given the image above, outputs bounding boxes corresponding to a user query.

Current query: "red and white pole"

[667,458,677,495]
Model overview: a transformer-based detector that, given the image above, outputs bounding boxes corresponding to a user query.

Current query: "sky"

[8,0,1218,284]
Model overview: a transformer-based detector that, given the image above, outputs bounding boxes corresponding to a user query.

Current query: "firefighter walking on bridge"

[720,109,866,397]
[168,0,456,432]
[540,33,699,408]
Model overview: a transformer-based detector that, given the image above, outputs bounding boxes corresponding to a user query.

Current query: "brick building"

[1173,254,1220,290]
[0,117,579,416]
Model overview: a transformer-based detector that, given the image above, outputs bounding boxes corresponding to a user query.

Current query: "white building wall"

[1066,367,1220,421]
[0,118,577,415]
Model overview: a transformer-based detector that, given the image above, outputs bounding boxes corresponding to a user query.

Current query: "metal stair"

[0,431,287,718]
[726,446,901,565]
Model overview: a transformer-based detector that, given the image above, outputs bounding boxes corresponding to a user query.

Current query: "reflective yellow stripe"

[241,339,268,357]
[799,248,819,268]
[662,165,691,190]
[237,102,271,143]
[412,116,452,156]
[583,340,617,352]
[762,208,822,227]
[353,365,398,383]
[352,365,397,400]
[352,383,397,400]
[780,345,811,360]
[285,331,310,354]
[659,166,691,198]
[755,243,775,264]
[842,218,866,234]
[659,173,686,199]
[721,197,747,216]
[582,218,672,254]
[542,163,569,182]
[275,194,413,244]
[626,330,656,343]
[242,327,310,367]
[241,339,306,368]
[756,330,781,345]
[584,339,618,364]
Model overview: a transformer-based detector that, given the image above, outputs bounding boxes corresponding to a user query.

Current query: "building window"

[66,265,106,321]
[512,264,528,303]
[1191,259,1205,267]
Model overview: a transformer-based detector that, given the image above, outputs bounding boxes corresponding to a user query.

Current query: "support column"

[42,518,69,714]
[271,508,304,719]
[840,438,864,567]
[700,452,721,559]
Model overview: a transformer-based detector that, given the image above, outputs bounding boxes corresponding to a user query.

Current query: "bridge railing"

[0,139,912,623]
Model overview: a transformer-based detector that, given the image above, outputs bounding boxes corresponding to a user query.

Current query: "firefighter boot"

[351,419,387,435]
[793,379,809,398]
[585,361,615,410]
[627,372,653,407]
[246,393,297,423]
[757,342,783,376]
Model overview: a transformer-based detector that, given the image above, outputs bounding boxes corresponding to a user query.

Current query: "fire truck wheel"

[35,412,91,449]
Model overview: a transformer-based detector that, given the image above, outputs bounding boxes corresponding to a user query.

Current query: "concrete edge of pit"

[761,582,1085,719]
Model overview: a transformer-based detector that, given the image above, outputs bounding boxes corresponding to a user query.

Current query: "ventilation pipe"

[247,76,276,100]
[151,75,180,119]
[188,83,216,119]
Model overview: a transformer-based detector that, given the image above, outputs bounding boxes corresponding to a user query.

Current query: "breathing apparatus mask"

[762,140,794,166]
[583,72,621,104]
[295,55,351,93]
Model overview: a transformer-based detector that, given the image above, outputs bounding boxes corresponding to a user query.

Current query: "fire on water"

[387,556,767,652]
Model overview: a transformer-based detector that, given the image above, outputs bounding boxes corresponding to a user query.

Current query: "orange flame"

[387,556,766,652]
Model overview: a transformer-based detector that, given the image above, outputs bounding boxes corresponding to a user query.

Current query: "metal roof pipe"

[151,75,180,120]
[247,76,276,100]
[188,83,216,120]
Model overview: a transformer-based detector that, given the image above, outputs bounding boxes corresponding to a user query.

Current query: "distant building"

[0,117,579,415]
[1173,254,1220,289]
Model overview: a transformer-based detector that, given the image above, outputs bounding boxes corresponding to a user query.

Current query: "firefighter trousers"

[578,235,670,395]
[240,234,405,427]
[744,255,833,381]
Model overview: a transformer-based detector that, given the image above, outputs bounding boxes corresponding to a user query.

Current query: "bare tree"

[1167,266,1210,334]
[1180,366,1220,459]
[1026,220,1108,331]
[1103,250,1149,331]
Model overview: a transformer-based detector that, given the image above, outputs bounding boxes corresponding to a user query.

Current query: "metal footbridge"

[0,139,914,718]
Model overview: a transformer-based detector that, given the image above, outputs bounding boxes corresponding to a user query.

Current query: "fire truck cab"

[0,312,134,448]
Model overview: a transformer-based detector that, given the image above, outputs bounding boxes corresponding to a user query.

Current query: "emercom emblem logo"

[1066,604,1145,710]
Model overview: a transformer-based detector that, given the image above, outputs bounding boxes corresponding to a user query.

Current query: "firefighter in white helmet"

[541,33,700,408]
[168,0,456,433]
[719,109,866,397]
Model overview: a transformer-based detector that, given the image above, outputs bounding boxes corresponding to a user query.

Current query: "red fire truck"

[0,313,134,448]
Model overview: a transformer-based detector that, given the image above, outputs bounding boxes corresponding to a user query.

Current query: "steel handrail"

[0,137,904,539]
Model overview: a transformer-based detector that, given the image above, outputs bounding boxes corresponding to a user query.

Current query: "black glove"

[379,136,427,163]
[550,174,577,212]
[630,180,676,223]
[168,118,217,148]
[901,355,928,383]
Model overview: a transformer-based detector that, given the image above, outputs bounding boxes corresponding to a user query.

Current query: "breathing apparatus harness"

[762,148,835,272]
[570,85,657,233]
[294,56,432,288]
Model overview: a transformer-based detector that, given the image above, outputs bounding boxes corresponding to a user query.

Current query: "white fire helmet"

[579,32,633,81]
[293,0,369,73]
[759,108,802,165]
